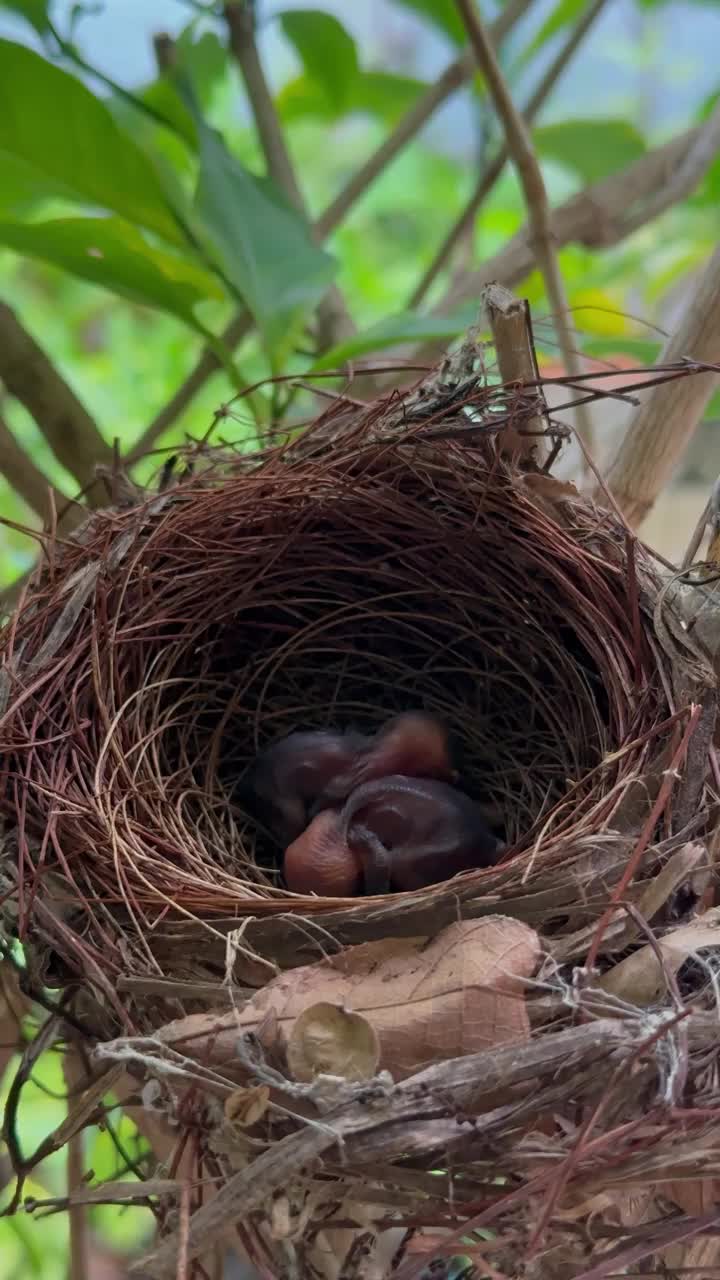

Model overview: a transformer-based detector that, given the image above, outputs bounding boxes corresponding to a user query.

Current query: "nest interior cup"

[0,424,672,996]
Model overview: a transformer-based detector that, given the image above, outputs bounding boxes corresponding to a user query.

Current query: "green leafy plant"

[2,1,720,1273]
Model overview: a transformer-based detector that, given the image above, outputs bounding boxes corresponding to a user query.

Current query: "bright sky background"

[1,0,719,149]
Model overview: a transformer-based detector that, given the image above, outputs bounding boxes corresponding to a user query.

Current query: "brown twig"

[483,283,549,463]
[437,121,720,316]
[0,411,80,528]
[223,1,354,352]
[584,703,703,973]
[64,1050,89,1280]
[133,69,718,466]
[602,240,720,527]
[410,0,610,307]
[1,1014,61,1213]
[315,0,534,241]
[0,303,112,502]
[130,0,532,463]
[455,0,595,464]
[0,964,27,1087]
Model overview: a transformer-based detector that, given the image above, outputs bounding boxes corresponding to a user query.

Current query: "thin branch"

[315,0,534,239]
[619,100,720,238]
[439,115,720,316]
[64,1051,89,1280]
[0,964,27,1087]
[0,303,112,503]
[130,0,534,462]
[0,411,81,528]
[225,6,304,209]
[127,315,251,464]
[455,0,595,462]
[223,1,355,351]
[410,0,610,307]
[133,114,720,468]
[601,243,720,527]
[483,283,549,464]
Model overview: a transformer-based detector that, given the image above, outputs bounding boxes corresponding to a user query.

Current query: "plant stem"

[410,0,610,307]
[223,2,355,351]
[455,0,595,465]
[0,303,112,502]
[602,242,720,527]
[132,0,534,461]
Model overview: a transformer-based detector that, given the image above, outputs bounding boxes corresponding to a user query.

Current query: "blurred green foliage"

[1,0,719,1269]
[0,1029,153,1277]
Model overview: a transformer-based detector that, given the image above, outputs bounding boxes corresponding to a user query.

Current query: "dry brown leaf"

[665,1178,720,1215]
[224,1084,270,1128]
[521,472,580,518]
[662,1224,720,1273]
[287,1003,380,1083]
[157,917,540,1082]
[634,842,709,924]
[599,906,720,1004]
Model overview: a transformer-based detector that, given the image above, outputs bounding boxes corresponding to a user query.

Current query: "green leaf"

[533,119,646,183]
[704,388,720,421]
[0,216,224,329]
[0,39,185,246]
[348,71,426,123]
[109,28,228,153]
[519,0,585,64]
[190,114,336,356]
[581,336,662,363]
[175,27,229,105]
[276,74,333,123]
[310,307,477,372]
[697,87,720,123]
[638,0,720,8]
[278,69,425,126]
[0,0,50,34]
[390,0,466,45]
[279,9,359,111]
[137,77,198,148]
[0,151,65,215]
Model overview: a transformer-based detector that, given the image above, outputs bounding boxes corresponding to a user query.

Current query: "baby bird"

[252,713,454,844]
[311,712,455,813]
[251,729,370,843]
[283,774,504,897]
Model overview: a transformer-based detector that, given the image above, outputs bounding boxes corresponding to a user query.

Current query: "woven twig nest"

[1,364,720,1279]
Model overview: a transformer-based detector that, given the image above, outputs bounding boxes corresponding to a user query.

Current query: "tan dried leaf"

[287,1002,380,1083]
[599,906,720,1004]
[666,1179,720,1215]
[224,1084,270,1128]
[241,916,539,1080]
[633,842,709,925]
[521,471,581,525]
[156,917,540,1082]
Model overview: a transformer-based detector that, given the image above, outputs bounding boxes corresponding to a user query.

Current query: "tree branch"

[601,243,720,527]
[484,283,549,464]
[223,1,355,351]
[455,0,594,458]
[131,0,534,463]
[315,0,534,239]
[133,109,720,468]
[64,1051,90,1280]
[0,411,79,527]
[0,303,112,503]
[410,0,610,307]
[438,112,720,317]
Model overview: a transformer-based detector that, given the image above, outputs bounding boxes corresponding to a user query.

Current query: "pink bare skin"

[284,807,362,896]
[284,775,504,897]
[251,729,371,842]
[312,713,455,813]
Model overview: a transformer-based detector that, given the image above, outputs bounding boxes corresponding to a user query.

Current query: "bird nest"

[1,359,720,1280]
